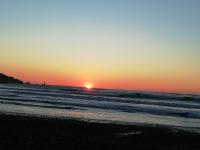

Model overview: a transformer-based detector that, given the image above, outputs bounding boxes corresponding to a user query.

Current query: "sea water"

[0,84,200,128]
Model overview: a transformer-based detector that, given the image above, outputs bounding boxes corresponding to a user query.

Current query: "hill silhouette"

[0,73,23,84]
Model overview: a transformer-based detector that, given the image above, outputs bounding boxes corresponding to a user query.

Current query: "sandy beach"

[0,113,200,150]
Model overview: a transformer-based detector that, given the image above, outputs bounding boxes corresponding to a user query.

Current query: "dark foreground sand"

[0,113,200,150]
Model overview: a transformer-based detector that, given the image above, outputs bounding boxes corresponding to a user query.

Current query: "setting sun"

[84,83,93,89]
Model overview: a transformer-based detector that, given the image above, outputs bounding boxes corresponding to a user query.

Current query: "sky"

[0,0,200,94]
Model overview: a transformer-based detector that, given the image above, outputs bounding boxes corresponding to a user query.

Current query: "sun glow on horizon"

[84,83,93,89]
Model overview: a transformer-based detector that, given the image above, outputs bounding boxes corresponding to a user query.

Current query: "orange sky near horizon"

[1,63,200,94]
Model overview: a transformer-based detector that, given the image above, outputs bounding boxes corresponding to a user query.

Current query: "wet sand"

[0,113,200,150]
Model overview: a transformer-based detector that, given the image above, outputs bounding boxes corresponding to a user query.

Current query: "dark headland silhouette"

[0,73,47,85]
[0,73,23,84]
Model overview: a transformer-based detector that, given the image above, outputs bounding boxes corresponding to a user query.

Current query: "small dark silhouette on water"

[43,82,46,86]
[0,73,23,84]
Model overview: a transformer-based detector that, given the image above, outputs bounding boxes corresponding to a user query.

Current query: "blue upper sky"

[1,0,200,34]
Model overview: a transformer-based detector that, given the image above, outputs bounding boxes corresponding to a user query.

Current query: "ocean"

[0,84,200,129]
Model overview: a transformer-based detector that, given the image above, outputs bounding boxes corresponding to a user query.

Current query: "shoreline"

[0,113,200,150]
